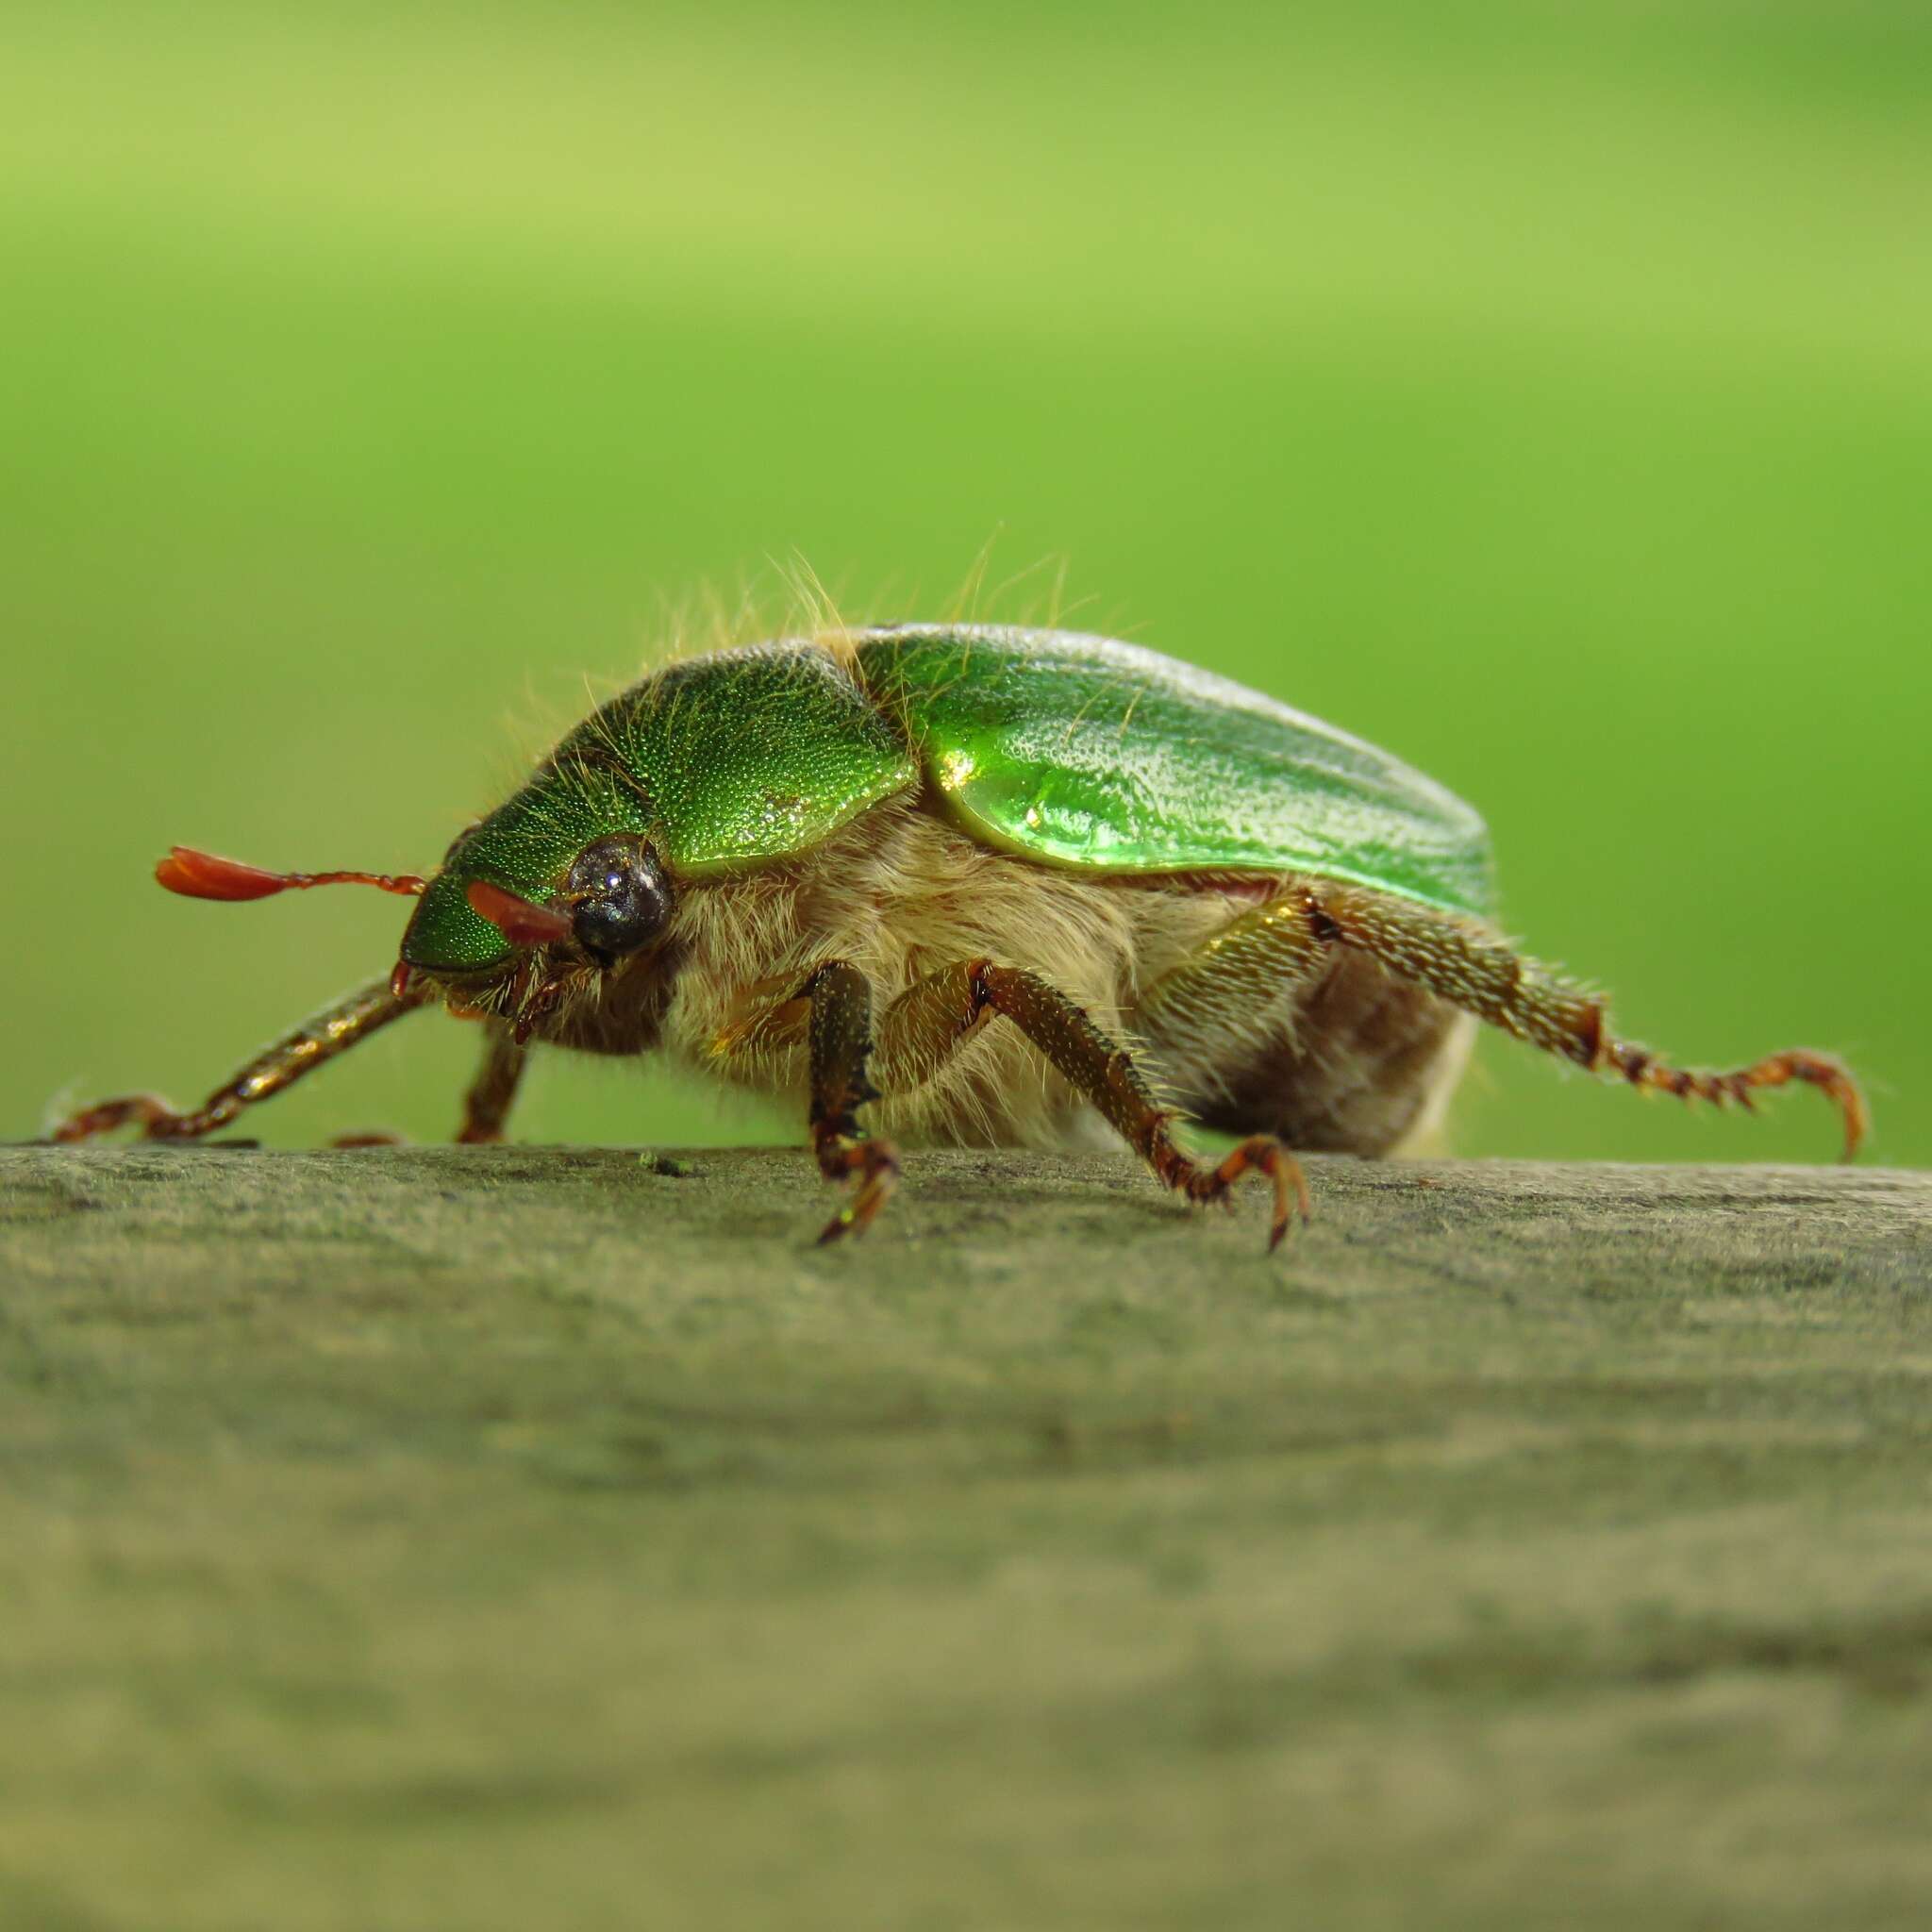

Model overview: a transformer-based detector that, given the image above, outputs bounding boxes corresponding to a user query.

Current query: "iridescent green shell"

[400,625,1493,974]
[856,626,1493,917]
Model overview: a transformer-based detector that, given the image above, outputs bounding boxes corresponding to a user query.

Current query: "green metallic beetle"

[54,625,1866,1246]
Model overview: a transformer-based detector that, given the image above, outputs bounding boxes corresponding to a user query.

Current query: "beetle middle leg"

[737,958,1305,1247]
[880,959,1307,1249]
[1141,881,1868,1158]
[51,976,425,1145]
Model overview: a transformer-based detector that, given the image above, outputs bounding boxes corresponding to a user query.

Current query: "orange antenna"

[156,845,427,903]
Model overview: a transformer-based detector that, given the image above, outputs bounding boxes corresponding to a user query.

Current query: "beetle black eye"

[564,836,674,966]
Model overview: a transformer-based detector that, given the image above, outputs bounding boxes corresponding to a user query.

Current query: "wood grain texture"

[3,1145,1929,1931]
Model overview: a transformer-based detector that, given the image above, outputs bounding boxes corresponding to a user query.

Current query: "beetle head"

[158,815,675,996]
[460,834,675,971]
[157,735,677,1030]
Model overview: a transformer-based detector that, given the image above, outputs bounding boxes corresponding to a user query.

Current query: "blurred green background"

[5,0,1926,1167]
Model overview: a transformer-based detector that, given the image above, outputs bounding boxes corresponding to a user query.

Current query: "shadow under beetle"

[54,625,1867,1247]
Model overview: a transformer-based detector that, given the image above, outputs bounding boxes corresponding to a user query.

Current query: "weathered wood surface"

[10,1142,1925,1298]
[3,1145,1929,1931]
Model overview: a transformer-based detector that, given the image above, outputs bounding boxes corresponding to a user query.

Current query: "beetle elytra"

[53,625,1867,1247]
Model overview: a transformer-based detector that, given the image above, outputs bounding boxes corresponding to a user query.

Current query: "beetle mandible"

[52,625,1867,1246]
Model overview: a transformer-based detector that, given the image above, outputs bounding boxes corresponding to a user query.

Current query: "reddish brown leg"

[1303,883,1869,1158]
[1145,881,1868,1160]
[457,1028,527,1144]
[803,961,900,1244]
[1593,1043,1867,1157]
[51,977,424,1144]
[894,958,1306,1251]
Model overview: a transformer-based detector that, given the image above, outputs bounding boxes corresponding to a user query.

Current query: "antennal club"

[157,845,426,902]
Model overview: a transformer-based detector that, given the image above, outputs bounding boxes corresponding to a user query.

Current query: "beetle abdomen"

[1158,943,1476,1155]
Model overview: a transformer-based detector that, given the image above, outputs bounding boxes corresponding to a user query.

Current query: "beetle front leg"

[51,977,425,1145]
[882,959,1308,1251]
[802,961,901,1244]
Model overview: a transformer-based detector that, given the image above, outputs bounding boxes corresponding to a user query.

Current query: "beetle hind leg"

[1143,881,1867,1161]
[1304,883,1869,1158]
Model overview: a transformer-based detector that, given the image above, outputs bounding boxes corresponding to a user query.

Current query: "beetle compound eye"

[566,836,674,967]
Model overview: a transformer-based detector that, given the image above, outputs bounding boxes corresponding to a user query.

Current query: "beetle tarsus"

[51,1092,204,1143]
[1160,1130,1308,1254]
[815,1135,901,1244]
[1601,1041,1867,1163]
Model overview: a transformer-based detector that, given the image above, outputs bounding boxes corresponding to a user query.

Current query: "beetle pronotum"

[54,625,1866,1247]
